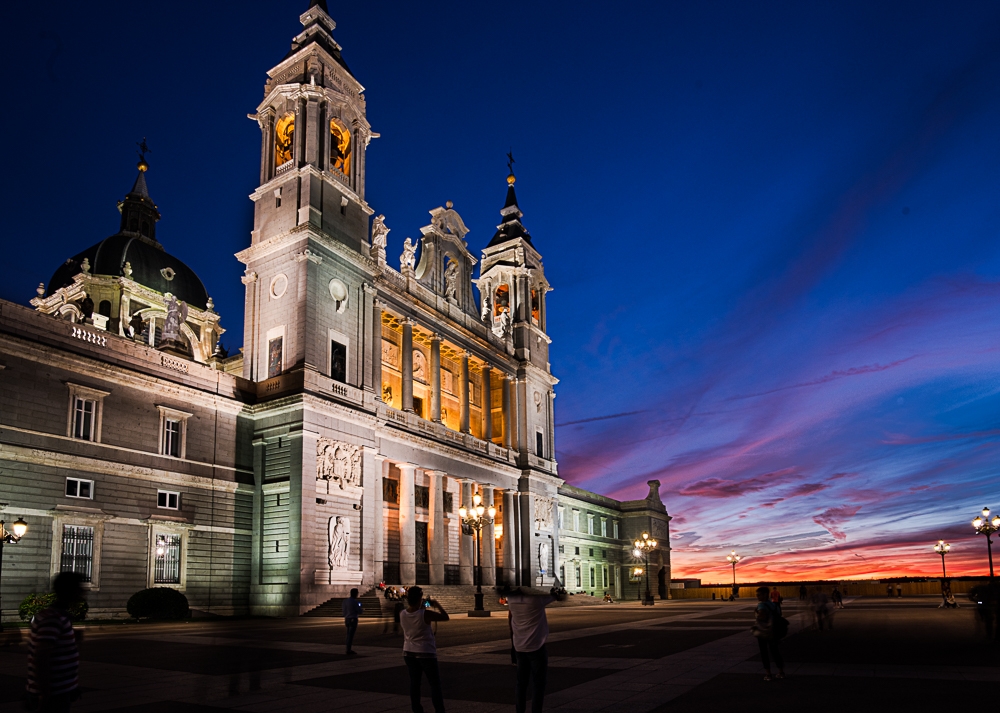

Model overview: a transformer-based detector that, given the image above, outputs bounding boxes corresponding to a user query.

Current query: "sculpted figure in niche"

[400,238,417,271]
[538,541,549,575]
[162,293,188,341]
[316,438,362,489]
[480,293,491,322]
[371,214,389,249]
[329,515,350,573]
[412,349,427,382]
[444,258,459,301]
[492,309,510,340]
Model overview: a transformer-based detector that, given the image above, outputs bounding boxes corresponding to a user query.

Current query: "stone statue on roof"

[371,214,389,249]
[444,258,459,302]
[400,237,417,271]
[163,293,188,341]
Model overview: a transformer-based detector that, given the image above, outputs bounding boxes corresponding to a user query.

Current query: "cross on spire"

[506,149,515,175]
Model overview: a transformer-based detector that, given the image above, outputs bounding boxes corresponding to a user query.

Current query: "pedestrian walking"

[831,586,844,609]
[400,586,449,713]
[770,587,782,609]
[343,588,363,655]
[896,584,903,598]
[886,584,893,598]
[799,584,807,601]
[506,584,568,713]
[752,586,786,681]
[26,572,86,713]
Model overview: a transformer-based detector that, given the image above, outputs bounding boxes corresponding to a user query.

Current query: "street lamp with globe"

[459,493,496,613]
[0,516,28,631]
[934,540,951,579]
[971,506,1000,579]
[633,532,657,605]
[726,550,741,599]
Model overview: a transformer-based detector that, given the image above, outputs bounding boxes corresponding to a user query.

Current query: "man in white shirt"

[506,586,567,713]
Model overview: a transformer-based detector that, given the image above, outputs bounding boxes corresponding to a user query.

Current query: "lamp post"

[0,517,29,632]
[459,493,495,612]
[633,531,657,605]
[933,540,950,579]
[726,550,741,599]
[971,506,1000,579]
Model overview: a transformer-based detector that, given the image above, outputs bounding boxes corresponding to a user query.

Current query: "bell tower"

[238,0,378,383]
[477,165,557,466]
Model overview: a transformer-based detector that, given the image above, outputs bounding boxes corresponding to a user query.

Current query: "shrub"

[18,593,89,622]
[126,587,190,620]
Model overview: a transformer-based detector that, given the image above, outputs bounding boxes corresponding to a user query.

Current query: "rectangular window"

[558,544,565,554]
[157,490,180,510]
[559,565,565,583]
[573,510,580,532]
[613,521,619,539]
[65,478,94,500]
[163,419,182,457]
[587,515,594,535]
[383,478,399,503]
[558,507,564,529]
[72,397,96,440]
[602,565,609,588]
[601,519,607,538]
[414,485,430,509]
[268,336,283,378]
[331,340,347,383]
[443,491,454,513]
[60,525,94,582]
[590,567,595,588]
[589,548,594,557]
[575,566,582,587]
[535,431,544,458]
[574,546,580,555]
[154,533,182,584]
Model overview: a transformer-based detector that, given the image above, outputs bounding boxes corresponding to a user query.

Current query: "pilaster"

[481,485,496,586]
[398,463,416,583]
[427,470,445,585]
[402,319,414,412]
[459,479,474,585]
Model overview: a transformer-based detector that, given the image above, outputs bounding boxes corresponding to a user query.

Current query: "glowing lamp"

[993,516,1000,529]
[634,540,641,548]
[642,532,649,541]
[973,517,983,529]
[473,494,482,507]
[633,548,642,558]
[487,506,496,519]
[12,517,27,538]
[459,506,467,519]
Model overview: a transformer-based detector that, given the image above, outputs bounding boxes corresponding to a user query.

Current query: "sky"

[2,1,999,583]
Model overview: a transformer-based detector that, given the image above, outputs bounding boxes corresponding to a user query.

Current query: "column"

[427,470,445,585]
[547,391,556,460]
[482,364,493,441]
[517,378,529,456]
[502,374,512,449]
[398,463,416,583]
[373,300,384,401]
[430,334,442,421]
[519,489,535,586]
[481,485,496,586]
[523,273,533,323]
[373,455,387,582]
[502,489,517,586]
[294,98,305,166]
[459,479,474,585]
[402,319,414,412]
[305,97,319,165]
[460,351,470,433]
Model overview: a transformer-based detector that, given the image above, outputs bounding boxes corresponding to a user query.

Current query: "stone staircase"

[303,588,383,618]
[373,585,606,616]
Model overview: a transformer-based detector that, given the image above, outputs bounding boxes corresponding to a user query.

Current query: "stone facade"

[0,1,670,621]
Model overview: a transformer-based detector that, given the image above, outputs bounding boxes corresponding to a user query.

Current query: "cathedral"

[0,1,670,619]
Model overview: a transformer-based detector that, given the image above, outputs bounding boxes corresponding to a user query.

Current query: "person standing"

[342,588,363,655]
[799,584,807,601]
[752,586,785,681]
[27,572,86,713]
[770,587,782,609]
[896,583,903,599]
[831,586,844,609]
[507,585,568,713]
[400,586,449,713]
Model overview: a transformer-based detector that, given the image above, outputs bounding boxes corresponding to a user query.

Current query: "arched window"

[494,284,509,316]
[275,113,295,167]
[329,118,351,175]
[98,300,112,318]
[531,288,540,324]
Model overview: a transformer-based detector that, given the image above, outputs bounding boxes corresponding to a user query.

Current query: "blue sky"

[3,1,1000,580]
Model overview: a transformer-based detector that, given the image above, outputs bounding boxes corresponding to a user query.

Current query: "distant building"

[0,1,670,620]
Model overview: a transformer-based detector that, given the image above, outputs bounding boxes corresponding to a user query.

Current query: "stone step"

[303,589,383,617]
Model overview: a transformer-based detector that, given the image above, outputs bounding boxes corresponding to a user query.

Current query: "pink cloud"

[678,467,798,498]
[813,505,862,541]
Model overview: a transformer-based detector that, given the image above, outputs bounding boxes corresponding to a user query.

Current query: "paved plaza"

[1,596,997,712]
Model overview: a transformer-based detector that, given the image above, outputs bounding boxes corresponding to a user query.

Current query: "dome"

[48,234,210,310]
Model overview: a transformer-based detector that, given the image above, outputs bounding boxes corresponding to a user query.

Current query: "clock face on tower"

[330,118,351,175]
[275,113,295,167]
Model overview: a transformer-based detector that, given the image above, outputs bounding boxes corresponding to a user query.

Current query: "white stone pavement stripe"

[725,660,1000,681]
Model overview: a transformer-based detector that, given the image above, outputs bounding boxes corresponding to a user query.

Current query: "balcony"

[377,402,515,464]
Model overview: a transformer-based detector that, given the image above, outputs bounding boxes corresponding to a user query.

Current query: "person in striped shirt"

[27,572,86,712]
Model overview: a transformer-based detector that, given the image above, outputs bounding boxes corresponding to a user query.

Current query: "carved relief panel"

[316,439,362,489]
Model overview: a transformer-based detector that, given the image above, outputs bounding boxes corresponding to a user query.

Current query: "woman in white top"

[400,585,449,713]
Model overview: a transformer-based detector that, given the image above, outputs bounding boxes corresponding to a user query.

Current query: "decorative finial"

[36,283,45,297]
[506,148,516,184]
[446,200,453,209]
[136,137,151,172]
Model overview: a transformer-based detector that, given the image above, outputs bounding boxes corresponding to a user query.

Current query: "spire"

[117,142,162,247]
[487,156,533,248]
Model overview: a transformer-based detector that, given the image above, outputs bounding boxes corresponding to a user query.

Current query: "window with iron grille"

[61,525,94,582]
[154,533,181,584]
